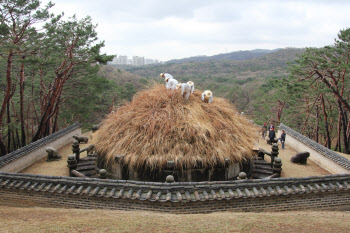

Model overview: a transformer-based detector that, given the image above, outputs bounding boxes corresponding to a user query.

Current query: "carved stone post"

[270,143,279,164]
[166,175,174,183]
[67,155,77,177]
[273,158,282,177]
[237,172,247,180]
[72,140,80,163]
[99,169,107,179]
[258,151,265,160]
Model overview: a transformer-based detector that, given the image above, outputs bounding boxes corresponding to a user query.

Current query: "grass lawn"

[0,206,349,232]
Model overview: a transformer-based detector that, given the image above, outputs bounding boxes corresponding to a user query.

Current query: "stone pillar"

[67,154,77,177]
[237,172,247,180]
[258,151,265,160]
[273,158,282,177]
[115,155,123,179]
[225,159,240,180]
[166,175,174,183]
[99,169,107,179]
[72,140,80,162]
[271,143,279,164]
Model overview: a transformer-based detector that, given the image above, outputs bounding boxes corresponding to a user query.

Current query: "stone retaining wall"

[0,172,349,213]
[0,188,348,213]
[0,123,81,173]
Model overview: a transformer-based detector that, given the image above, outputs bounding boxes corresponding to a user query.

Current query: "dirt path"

[21,132,331,178]
[20,132,93,176]
[256,137,330,177]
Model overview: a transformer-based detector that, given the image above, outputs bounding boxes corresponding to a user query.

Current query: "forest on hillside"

[0,0,139,156]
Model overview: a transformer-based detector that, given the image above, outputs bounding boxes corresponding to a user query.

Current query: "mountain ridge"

[166,48,281,64]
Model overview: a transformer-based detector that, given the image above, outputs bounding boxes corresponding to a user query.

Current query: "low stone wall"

[0,172,349,213]
[278,124,350,174]
[0,189,348,213]
[0,123,81,173]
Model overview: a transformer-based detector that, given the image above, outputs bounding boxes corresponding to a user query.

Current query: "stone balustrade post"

[72,140,80,162]
[67,154,77,177]
[273,157,282,176]
[99,169,107,179]
[271,143,279,164]
[237,172,247,180]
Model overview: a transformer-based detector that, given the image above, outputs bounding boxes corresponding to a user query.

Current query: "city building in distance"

[109,55,162,66]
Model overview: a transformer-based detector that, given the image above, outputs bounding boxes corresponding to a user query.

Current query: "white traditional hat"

[204,90,212,97]
[187,81,194,86]
[176,83,181,89]
[160,73,164,77]
[165,77,169,82]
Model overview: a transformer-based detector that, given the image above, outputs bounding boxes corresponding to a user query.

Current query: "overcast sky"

[42,0,350,61]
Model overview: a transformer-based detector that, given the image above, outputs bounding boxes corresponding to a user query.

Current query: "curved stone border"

[0,172,349,203]
[0,123,81,168]
[279,123,350,170]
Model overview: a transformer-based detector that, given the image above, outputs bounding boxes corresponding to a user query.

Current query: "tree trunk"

[337,113,342,152]
[7,100,11,152]
[0,49,14,155]
[19,62,26,147]
[338,100,349,154]
[315,105,319,143]
[321,95,331,149]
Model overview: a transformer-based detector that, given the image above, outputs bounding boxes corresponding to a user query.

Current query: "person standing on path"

[280,130,286,149]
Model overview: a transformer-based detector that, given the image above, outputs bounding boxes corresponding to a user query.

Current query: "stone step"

[76,165,96,171]
[253,160,271,166]
[251,173,270,179]
[79,157,97,161]
[251,169,274,175]
[253,164,273,170]
[79,170,97,177]
[77,160,96,166]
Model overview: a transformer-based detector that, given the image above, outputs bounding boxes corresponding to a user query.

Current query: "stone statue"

[46,147,62,161]
[92,124,100,132]
[290,151,310,164]
[72,135,89,144]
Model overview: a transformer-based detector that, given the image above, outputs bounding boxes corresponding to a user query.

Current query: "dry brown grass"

[0,206,349,233]
[92,84,257,171]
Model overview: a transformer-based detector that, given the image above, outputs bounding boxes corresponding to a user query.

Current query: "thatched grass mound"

[92,84,257,170]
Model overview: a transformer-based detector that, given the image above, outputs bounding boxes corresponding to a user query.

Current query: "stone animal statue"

[165,76,178,90]
[201,90,213,103]
[91,124,100,132]
[176,81,194,99]
[290,151,310,164]
[46,147,62,161]
[73,135,89,144]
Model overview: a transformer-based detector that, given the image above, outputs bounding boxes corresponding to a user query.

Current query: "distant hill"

[122,48,304,80]
[166,49,280,64]
[116,47,305,115]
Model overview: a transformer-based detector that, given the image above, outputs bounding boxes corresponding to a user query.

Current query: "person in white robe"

[201,90,213,103]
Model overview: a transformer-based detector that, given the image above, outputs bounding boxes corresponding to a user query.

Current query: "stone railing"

[0,123,81,172]
[0,171,349,202]
[279,123,350,171]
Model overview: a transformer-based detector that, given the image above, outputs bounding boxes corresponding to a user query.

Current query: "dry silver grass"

[92,84,257,171]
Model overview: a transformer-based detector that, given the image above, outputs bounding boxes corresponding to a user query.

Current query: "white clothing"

[164,73,173,81]
[178,82,193,99]
[201,92,213,103]
[166,78,178,90]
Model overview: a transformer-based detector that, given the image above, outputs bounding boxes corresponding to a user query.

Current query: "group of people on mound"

[262,123,286,149]
[160,73,213,103]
